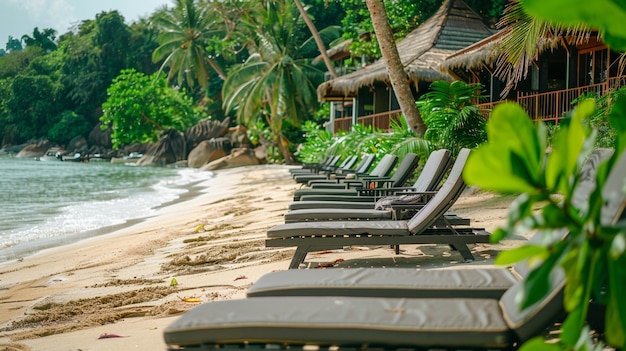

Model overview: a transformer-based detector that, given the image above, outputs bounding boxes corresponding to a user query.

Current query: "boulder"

[67,136,89,155]
[16,140,51,158]
[136,129,187,167]
[88,123,112,148]
[185,118,230,153]
[201,148,260,171]
[187,139,229,168]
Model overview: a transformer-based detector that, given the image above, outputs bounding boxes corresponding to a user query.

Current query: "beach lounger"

[289,155,340,175]
[290,155,356,178]
[284,149,468,223]
[293,154,398,200]
[163,150,625,351]
[293,154,375,184]
[310,153,419,190]
[163,266,566,350]
[268,149,490,268]
[288,149,451,210]
[293,153,420,202]
[250,148,620,299]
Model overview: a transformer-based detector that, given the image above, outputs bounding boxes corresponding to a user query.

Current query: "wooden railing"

[333,110,403,133]
[333,75,626,132]
[478,76,626,123]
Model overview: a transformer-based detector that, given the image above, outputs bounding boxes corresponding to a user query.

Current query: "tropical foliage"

[101,69,204,148]
[418,80,487,154]
[295,80,487,162]
[464,99,626,350]
[152,0,225,91]
[221,0,332,163]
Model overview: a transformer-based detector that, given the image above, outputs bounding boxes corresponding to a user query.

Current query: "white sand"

[0,164,518,351]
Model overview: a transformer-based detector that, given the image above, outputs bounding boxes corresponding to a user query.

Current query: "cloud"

[8,0,76,33]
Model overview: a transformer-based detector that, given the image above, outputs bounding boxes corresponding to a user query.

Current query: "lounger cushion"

[247,267,518,299]
[284,208,393,222]
[289,200,377,210]
[267,220,410,238]
[163,296,513,348]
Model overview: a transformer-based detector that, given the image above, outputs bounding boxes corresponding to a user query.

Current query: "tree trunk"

[294,0,337,79]
[365,0,426,136]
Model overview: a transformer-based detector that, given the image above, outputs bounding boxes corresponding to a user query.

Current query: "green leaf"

[518,244,565,309]
[609,95,626,134]
[560,305,585,347]
[518,336,563,351]
[463,144,538,193]
[495,244,547,266]
[606,253,626,348]
[490,227,509,243]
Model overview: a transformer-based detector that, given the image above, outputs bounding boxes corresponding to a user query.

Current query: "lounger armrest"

[357,186,414,197]
[310,183,349,189]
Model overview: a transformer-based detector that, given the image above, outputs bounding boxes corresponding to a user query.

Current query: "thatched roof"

[440,30,505,72]
[317,0,494,101]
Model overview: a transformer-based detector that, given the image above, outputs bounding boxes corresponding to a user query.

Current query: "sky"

[0,0,173,47]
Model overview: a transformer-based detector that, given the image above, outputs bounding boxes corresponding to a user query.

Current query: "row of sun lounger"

[163,148,626,350]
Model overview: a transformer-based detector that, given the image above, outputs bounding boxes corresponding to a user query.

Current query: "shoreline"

[0,175,211,265]
[0,164,516,351]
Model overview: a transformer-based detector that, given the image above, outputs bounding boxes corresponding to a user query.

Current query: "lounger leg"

[455,244,475,262]
[289,247,310,269]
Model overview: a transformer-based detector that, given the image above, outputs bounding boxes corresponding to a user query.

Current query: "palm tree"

[152,0,225,90]
[365,0,427,136]
[222,0,326,163]
[21,27,57,52]
[293,0,337,79]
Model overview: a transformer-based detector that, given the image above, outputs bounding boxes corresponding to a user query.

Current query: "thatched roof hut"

[317,0,494,101]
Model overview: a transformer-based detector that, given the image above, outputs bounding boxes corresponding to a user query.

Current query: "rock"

[136,129,187,166]
[88,123,112,148]
[67,136,89,155]
[201,148,260,170]
[16,140,51,158]
[185,118,230,153]
[187,139,229,168]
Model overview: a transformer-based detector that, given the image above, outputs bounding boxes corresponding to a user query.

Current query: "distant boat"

[110,152,144,164]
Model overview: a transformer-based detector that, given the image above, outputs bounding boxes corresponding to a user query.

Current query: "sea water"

[0,156,210,262]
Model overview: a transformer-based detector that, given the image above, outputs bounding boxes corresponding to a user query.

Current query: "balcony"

[332,76,626,133]
[333,110,403,133]
[479,75,626,124]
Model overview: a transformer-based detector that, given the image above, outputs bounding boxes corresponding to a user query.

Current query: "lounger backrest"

[410,149,452,192]
[499,268,565,342]
[502,148,626,342]
[338,155,358,171]
[407,148,469,234]
[354,154,376,174]
[367,154,398,177]
[601,148,626,226]
[387,153,420,186]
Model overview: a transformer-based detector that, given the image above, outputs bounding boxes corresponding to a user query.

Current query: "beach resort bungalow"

[318,0,494,133]
[441,28,626,124]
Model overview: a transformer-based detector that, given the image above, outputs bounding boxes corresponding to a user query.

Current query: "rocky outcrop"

[136,129,187,167]
[67,136,89,155]
[187,138,230,168]
[201,148,260,171]
[185,118,230,153]
[88,123,112,149]
[16,140,51,158]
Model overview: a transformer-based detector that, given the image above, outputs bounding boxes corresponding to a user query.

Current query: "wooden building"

[318,0,494,133]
